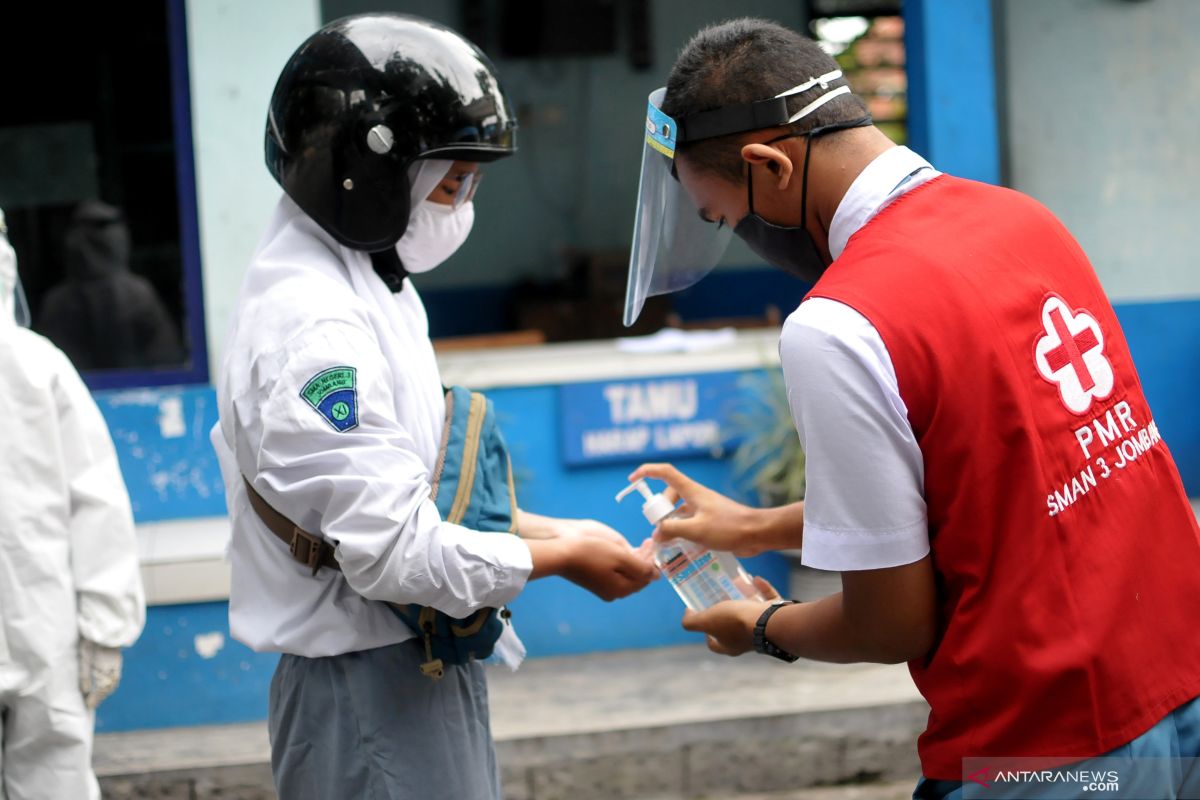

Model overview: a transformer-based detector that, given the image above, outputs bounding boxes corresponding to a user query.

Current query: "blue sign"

[559,372,745,466]
[94,385,227,523]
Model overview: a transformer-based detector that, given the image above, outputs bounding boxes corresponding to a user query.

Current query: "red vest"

[809,175,1200,779]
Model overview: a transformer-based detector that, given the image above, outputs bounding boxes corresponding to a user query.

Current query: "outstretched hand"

[683,598,772,656]
[522,512,658,601]
[682,575,781,656]
[559,536,658,601]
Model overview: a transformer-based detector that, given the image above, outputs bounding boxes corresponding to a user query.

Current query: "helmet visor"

[624,88,733,327]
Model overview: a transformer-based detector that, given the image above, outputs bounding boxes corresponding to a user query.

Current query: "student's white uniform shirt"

[780,146,939,572]
[212,197,532,657]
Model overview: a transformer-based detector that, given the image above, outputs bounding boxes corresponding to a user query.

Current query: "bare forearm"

[765,591,930,665]
[525,537,569,578]
[763,594,867,663]
[746,502,805,553]
[516,509,558,540]
[686,558,936,663]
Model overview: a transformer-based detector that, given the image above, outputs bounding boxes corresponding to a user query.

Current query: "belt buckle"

[290,528,324,576]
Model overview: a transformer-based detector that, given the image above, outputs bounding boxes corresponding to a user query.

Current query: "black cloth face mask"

[733,116,872,284]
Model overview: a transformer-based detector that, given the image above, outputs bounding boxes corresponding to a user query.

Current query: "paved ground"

[96,567,928,798]
[97,637,925,799]
[725,780,915,799]
[487,640,922,741]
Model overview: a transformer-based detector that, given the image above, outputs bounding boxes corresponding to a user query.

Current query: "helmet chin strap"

[370,248,409,292]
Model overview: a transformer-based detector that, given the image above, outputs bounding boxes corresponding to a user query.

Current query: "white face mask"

[394,199,475,275]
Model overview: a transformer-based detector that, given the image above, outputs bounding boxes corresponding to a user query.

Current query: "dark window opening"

[0,1,205,385]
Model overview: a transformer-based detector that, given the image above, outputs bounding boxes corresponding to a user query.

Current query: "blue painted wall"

[98,602,276,732]
[1115,300,1200,496]
[100,385,226,522]
[904,0,1001,184]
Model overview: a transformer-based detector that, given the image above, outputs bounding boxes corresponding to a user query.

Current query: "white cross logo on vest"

[1034,294,1115,414]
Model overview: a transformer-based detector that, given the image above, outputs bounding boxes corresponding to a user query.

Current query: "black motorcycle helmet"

[265,13,517,252]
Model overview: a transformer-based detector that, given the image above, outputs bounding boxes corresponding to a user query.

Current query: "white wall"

[1001,0,1200,303]
[186,0,321,369]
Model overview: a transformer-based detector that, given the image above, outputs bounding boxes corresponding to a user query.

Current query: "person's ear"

[741,142,794,191]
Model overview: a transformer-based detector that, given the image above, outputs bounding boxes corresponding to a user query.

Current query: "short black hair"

[662,18,869,183]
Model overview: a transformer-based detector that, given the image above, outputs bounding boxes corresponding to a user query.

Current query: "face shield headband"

[624,70,867,326]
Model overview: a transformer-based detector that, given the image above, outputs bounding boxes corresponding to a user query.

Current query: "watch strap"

[753,600,800,663]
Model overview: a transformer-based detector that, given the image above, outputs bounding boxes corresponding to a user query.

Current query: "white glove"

[79,639,123,710]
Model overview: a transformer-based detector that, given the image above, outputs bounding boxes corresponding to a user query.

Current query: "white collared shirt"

[779,146,939,572]
[211,197,532,657]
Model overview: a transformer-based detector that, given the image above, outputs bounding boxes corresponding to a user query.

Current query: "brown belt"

[243,478,340,575]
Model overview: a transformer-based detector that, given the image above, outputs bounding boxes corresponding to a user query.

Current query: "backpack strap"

[416,607,445,680]
[242,385,518,681]
[448,392,487,523]
[242,479,339,575]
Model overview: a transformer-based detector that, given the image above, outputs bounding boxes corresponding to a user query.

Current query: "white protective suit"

[0,211,146,800]
[211,165,532,658]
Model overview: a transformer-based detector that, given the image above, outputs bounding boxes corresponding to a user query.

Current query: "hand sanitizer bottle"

[616,479,763,611]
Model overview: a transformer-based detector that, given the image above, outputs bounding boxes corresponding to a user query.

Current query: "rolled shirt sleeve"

[246,319,531,618]
[780,298,931,572]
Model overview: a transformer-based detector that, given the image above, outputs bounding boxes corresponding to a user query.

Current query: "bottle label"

[661,549,743,609]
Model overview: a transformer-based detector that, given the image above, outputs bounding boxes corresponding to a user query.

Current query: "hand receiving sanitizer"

[616,479,763,611]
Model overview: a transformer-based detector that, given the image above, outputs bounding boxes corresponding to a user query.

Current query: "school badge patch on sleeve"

[301,366,359,432]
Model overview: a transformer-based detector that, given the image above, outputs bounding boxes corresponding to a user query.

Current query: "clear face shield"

[624,88,734,327]
[623,71,857,326]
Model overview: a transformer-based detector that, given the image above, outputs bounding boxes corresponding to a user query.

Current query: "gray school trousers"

[269,639,502,799]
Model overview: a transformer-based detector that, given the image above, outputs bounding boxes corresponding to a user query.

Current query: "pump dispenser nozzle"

[615,479,678,525]
[616,476,763,610]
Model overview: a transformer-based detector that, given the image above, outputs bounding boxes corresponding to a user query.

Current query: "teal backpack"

[391,385,519,680]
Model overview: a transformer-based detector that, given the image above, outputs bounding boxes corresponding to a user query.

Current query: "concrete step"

[95,643,925,799]
[708,780,917,800]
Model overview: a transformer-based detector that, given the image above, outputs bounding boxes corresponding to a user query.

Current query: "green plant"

[726,368,806,507]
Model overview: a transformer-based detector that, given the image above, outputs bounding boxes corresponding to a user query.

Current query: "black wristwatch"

[753,601,800,663]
